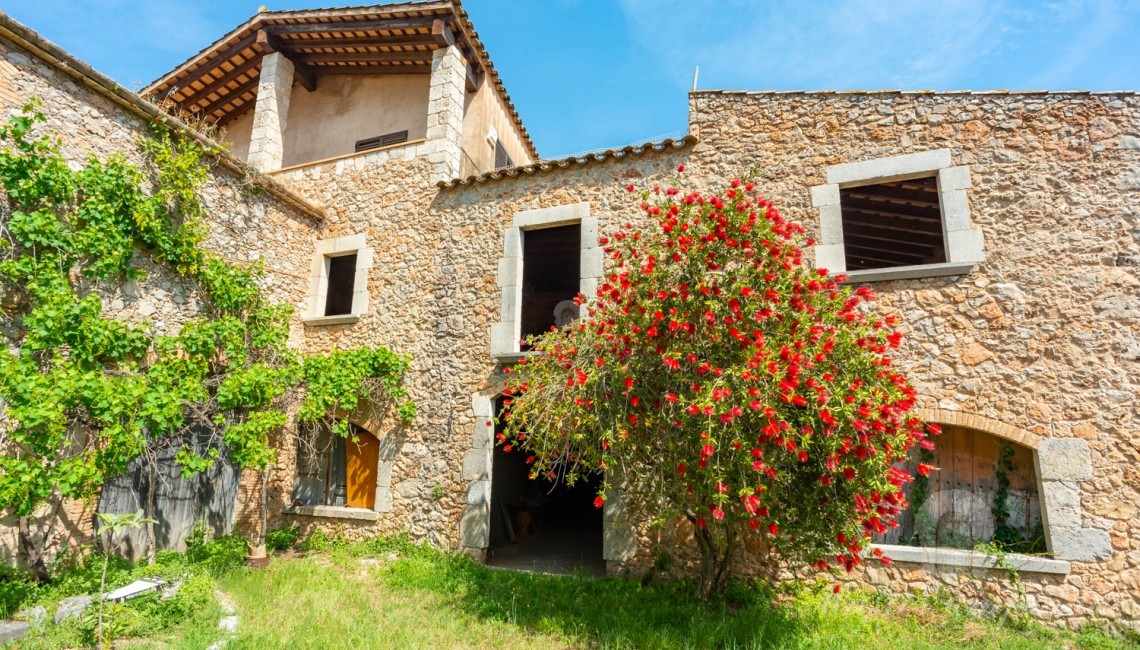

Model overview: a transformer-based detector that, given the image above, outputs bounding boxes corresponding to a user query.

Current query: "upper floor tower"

[145,1,536,181]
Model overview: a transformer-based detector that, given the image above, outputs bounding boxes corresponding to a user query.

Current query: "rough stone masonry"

[0,6,1137,632]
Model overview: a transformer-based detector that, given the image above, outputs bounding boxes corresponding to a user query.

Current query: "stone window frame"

[810,149,985,283]
[302,233,373,327]
[869,410,1112,574]
[490,203,603,362]
[282,414,398,523]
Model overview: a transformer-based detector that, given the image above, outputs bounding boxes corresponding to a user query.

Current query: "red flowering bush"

[500,171,937,597]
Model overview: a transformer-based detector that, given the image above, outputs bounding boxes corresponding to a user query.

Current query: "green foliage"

[991,442,1047,554]
[0,105,415,533]
[185,533,249,577]
[265,524,301,552]
[5,535,240,648]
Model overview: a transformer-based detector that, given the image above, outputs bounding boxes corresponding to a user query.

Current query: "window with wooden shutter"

[355,129,409,153]
[494,138,513,170]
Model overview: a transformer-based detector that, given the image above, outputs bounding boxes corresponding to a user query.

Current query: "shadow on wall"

[97,428,239,560]
[0,500,94,568]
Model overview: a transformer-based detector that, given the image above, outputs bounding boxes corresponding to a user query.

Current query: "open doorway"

[487,396,604,575]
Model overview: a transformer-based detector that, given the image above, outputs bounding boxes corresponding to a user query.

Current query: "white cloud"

[615,0,1133,91]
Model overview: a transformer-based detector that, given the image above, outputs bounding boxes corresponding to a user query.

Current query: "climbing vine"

[0,103,414,570]
[990,442,1045,554]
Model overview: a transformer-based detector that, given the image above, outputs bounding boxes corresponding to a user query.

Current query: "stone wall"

[262,89,1140,629]
[660,90,1138,628]
[262,147,690,550]
[0,23,323,560]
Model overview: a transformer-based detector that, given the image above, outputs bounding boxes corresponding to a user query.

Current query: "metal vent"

[355,130,409,153]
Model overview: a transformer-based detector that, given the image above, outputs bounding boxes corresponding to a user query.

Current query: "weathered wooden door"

[345,429,380,509]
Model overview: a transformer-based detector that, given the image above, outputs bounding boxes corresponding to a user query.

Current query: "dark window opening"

[355,130,409,153]
[840,176,946,271]
[521,225,579,344]
[292,424,379,509]
[874,425,1044,553]
[324,253,357,316]
[488,397,604,575]
[494,139,513,169]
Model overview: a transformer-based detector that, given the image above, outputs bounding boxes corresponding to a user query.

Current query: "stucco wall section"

[281,74,431,168]
[460,75,535,176]
[222,109,254,162]
[0,34,321,561]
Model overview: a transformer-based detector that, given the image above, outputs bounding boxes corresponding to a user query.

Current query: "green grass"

[6,534,1137,649]
[215,543,1136,650]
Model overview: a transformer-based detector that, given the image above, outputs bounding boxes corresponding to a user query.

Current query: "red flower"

[833,584,842,594]
[624,376,634,389]
[593,495,606,509]
[677,462,686,475]
[701,444,715,460]
[595,357,606,368]
[677,164,686,172]
[767,522,779,536]
[712,507,724,520]
[917,463,935,476]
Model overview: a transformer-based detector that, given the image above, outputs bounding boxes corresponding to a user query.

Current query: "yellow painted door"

[345,429,379,509]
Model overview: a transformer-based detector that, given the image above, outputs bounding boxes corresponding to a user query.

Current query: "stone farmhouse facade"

[0,1,1137,629]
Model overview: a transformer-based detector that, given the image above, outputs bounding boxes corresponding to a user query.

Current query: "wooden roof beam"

[431,19,454,46]
[264,17,439,35]
[180,63,259,106]
[160,32,258,98]
[258,30,317,92]
[466,63,481,92]
[298,51,434,64]
[195,77,259,118]
[844,244,930,262]
[282,34,440,50]
[315,65,432,75]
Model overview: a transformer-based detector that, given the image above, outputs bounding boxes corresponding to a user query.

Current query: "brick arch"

[914,408,1043,450]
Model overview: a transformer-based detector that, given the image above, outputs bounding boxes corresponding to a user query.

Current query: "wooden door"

[345,429,380,509]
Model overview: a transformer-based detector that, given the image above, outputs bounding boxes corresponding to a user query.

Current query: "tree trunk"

[258,466,269,548]
[144,456,157,564]
[687,510,738,599]
[18,515,50,583]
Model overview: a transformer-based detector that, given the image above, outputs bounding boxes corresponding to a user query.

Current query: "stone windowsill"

[282,505,379,522]
[493,350,538,364]
[302,314,361,327]
[840,261,976,284]
[871,543,1071,575]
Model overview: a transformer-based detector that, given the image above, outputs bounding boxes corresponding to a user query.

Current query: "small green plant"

[431,484,445,501]
[184,520,212,550]
[266,524,301,552]
[95,509,156,649]
[975,540,1031,629]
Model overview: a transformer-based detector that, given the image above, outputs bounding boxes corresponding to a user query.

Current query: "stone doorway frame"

[458,380,634,565]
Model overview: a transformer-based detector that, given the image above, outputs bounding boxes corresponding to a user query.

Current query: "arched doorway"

[486,396,604,575]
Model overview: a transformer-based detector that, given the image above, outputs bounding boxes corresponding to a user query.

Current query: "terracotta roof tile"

[438,134,697,188]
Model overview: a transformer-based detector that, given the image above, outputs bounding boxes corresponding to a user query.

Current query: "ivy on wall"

[0,104,414,565]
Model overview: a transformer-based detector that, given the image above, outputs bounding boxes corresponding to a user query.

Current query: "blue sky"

[4,0,1138,158]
